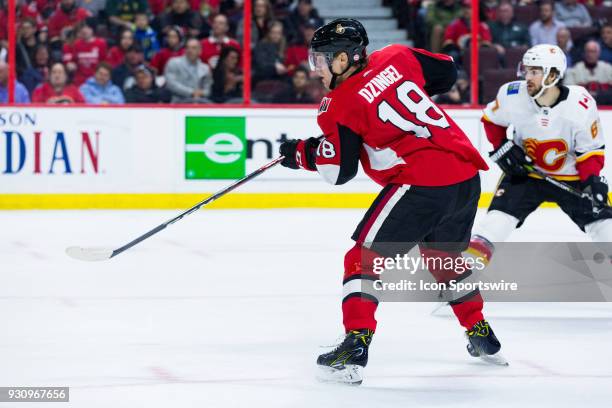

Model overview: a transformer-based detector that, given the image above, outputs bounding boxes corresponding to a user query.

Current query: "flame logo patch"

[523,138,568,172]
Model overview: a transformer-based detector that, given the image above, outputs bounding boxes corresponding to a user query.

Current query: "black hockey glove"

[581,175,609,215]
[279,139,300,169]
[279,137,320,170]
[489,140,532,177]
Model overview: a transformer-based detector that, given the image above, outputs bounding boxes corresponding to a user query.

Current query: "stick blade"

[66,246,114,262]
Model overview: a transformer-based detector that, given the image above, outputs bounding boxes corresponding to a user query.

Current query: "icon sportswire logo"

[185,116,246,179]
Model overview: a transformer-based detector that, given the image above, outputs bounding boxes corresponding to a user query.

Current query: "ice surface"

[1,208,611,408]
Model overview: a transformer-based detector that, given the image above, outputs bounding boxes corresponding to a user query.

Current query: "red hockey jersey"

[313,44,488,187]
[63,38,107,86]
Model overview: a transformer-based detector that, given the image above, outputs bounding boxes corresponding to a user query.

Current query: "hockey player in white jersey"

[469,44,612,261]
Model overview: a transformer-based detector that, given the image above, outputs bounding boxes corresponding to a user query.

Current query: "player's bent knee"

[472,210,519,243]
[344,244,380,278]
[586,219,612,242]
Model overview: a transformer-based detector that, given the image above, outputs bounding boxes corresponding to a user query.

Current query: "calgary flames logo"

[523,138,568,172]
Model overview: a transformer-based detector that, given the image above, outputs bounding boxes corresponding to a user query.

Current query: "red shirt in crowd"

[443,18,492,47]
[0,10,6,41]
[47,5,91,39]
[19,2,45,27]
[150,47,185,74]
[18,0,58,25]
[147,0,169,15]
[284,44,308,75]
[63,37,108,85]
[200,36,240,68]
[32,82,85,104]
[106,46,128,68]
[35,0,59,13]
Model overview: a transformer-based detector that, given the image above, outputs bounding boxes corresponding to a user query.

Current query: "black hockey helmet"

[308,18,368,88]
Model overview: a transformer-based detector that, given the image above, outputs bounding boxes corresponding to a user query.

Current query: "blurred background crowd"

[0,0,610,105]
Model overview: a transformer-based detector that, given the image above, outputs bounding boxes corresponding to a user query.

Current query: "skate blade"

[316,364,363,385]
[478,352,509,366]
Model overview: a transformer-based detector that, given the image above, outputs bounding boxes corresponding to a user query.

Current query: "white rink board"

[0,107,610,195]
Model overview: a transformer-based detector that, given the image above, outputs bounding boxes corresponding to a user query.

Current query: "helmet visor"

[308,50,335,73]
[517,62,543,79]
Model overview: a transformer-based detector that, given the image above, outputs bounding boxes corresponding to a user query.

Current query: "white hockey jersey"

[483,81,604,180]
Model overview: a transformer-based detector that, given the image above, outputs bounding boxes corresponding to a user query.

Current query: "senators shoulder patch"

[318,97,332,115]
[506,82,520,95]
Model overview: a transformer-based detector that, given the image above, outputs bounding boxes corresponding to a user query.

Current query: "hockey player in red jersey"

[279,19,507,384]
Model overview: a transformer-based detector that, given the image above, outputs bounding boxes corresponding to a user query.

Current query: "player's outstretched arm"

[278,125,361,185]
[313,125,361,185]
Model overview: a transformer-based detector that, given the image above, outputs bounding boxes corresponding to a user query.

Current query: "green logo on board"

[185,116,246,179]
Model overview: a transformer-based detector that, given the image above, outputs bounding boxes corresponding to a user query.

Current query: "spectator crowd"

[0,0,611,105]
[407,0,612,104]
[0,0,324,104]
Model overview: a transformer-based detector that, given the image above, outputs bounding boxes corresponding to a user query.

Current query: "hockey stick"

[66,156,285,262]
[524,164,611,211]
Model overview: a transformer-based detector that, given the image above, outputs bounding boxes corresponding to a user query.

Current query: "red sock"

[450,293,485,330]
[342,244,380,332]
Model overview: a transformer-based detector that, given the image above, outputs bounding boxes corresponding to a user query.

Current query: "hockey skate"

[466,320,508,366]
[316,329,373,385]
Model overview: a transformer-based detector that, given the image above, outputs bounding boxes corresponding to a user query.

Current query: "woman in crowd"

[150,26,184,74]
[237,0,275,48]
[211,46,243,103]
[20,44,51,95]
[252,20,287,83]
[106,27,135,68]
[16,18,40,76]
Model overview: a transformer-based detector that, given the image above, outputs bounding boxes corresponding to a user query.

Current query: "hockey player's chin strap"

[329,63,353,90]
[532,67,560,100]
[329,61,366,90]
